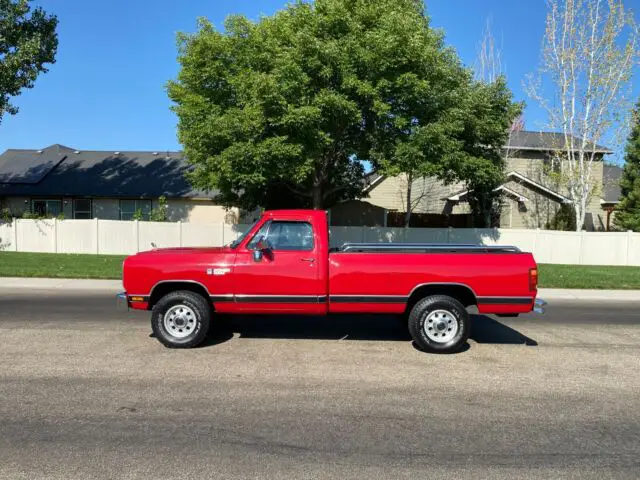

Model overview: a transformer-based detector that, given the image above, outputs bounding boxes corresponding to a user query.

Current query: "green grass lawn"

[0,252,639,289]
[0,252,126,279]
[537,264,640,290]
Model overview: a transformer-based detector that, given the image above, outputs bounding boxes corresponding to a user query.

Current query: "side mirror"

[253,250,263,262]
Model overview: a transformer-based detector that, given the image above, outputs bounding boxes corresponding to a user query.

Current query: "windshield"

[229,220,259,249]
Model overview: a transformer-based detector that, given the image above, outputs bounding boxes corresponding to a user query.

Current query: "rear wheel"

[151,290,211,348]
[408,295,470,353]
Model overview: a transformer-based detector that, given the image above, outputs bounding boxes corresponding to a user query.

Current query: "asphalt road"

[0,290,639,479]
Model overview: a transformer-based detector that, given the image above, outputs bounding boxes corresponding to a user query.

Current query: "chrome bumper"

[116,292,128,310]
[533,298,547,314]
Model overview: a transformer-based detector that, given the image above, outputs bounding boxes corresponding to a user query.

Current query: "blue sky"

[1,0,638,162]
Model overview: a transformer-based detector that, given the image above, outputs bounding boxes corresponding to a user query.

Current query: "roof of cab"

[263,209,327,218]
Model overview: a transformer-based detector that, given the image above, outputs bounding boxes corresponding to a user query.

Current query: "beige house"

[0,144,239,223]
[339,131,614,231]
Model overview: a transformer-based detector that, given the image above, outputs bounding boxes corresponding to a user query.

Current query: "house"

[338,131,614,231]
[0,144,238,223]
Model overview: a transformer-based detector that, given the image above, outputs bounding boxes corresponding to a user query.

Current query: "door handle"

[301,258,315,262]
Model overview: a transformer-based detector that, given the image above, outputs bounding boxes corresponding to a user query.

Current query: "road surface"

[0,289,639,479]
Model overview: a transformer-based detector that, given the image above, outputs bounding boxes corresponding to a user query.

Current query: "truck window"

[248,221,314,251]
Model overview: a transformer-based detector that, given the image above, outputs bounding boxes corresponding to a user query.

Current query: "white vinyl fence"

[1,218,639,266]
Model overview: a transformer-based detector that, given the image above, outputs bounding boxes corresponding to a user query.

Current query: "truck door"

[231,218,325,314]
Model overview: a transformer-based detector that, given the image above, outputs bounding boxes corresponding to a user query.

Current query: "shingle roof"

[0,145,213,198]
[505,131,612,154]
[602,165,623,203]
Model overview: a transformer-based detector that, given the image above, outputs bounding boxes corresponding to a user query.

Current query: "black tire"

[407,295,470,353]
[151,290,211,348]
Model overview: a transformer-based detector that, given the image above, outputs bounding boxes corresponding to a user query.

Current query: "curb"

[0,277,122,291]
[538,288,640,302]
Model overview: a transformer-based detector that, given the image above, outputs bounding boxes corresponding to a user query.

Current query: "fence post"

[627,230,633,267]
[447,227,452,244]
[178,221,182,247]
[578,230,585,265]
[221,222,224,246]
[534,228,540,261]
[13,218,18,252]
[135,220,140,253]
[95,218,99,254]
[53,218,58,253]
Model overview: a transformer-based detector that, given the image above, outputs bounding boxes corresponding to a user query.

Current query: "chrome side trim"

[477,296,533,305]
[210,294,234,302]
[329,295,407,304]
[234,295,324,304]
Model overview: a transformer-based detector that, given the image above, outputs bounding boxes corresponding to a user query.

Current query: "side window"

[248,221,314,251]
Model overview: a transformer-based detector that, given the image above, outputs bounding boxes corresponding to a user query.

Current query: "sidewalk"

[0,277,638,301]
[0,277,122,291]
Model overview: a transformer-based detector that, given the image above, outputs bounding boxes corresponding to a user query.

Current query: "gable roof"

[505,131,612,154]
[446,171,571,205]
[0,145,213,198]
[602,165,622,204]
[447,184,530,203]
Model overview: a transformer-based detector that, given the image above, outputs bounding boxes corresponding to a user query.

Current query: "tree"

[525,0,639,231]
[0,0,58,124]
[466,18,523,228]
[168,0,518,214]
[614,101,640,231]
[168,2,373,210]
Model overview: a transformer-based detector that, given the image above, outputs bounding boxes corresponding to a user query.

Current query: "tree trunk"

[404,172,413,228]
[312,184,322,210]
[574,202,584,232]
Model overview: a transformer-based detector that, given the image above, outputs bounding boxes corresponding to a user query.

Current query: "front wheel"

[151,290,211,348]
[407,295,470,353]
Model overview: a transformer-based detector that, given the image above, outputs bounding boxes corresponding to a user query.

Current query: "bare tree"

[398,173,433,227]
[475,16,504,84]
[525,0,639,231]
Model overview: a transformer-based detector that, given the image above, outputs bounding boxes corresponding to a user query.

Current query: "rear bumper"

[533,298,547,314]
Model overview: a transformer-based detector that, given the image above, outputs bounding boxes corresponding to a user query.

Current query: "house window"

[119,199,152,221]
[32,199,61,217]
[73,199,92,219]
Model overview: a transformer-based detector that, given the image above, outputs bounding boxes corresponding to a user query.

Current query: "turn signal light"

[130,296,145,302]
[529,268,538,291]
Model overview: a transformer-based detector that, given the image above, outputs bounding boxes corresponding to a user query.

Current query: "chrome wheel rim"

[163,304,197,339]
[423,309,458,343]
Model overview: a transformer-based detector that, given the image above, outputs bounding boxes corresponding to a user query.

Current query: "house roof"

[602,165,623,204]
[0,145,213,198]
[505,131,612,154]
[446,171,571,204]
[447,184,530,203]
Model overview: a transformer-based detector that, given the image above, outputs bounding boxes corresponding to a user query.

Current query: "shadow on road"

[201,313,537,351]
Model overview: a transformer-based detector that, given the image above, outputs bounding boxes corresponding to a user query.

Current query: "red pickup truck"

[120,209,544,353]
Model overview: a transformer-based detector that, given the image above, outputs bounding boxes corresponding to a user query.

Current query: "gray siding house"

[335,131,615,231]
[0,144,239,223]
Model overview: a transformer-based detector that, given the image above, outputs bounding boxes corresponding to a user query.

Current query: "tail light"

[529,268,538,291]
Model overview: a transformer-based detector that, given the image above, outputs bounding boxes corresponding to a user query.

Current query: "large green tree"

[0,0,58,123]
[614,101,640,231]
[168,0,518,211]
